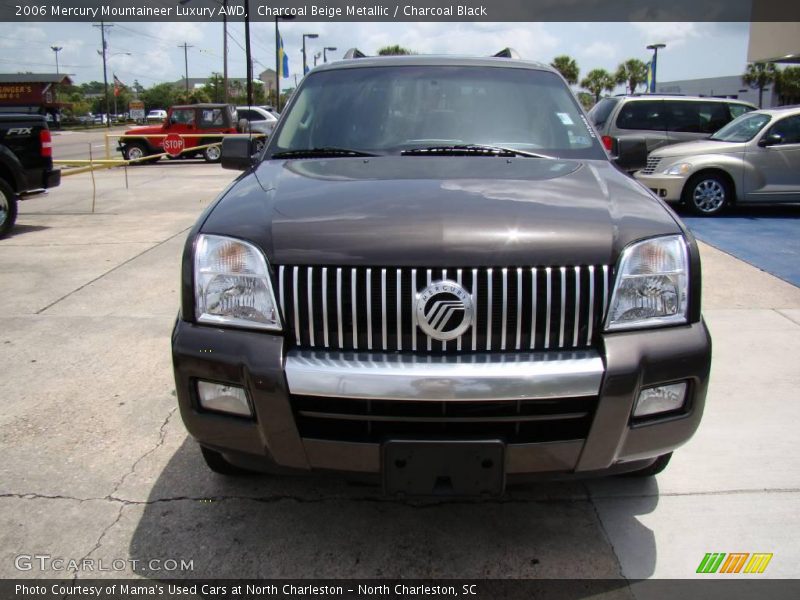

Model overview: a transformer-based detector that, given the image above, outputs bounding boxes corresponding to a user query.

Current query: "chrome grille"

[641,156,662,175]
[277,265,611,353]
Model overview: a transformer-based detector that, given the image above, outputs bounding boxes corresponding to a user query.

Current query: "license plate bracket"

[383,440,505,497]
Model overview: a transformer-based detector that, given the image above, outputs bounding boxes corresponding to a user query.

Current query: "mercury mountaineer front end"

[171,55,711,495]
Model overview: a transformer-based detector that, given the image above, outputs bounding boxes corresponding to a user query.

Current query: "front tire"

[203,143,222,163]
[0,178,19,239]
[683,173,731,216]
[200,446,253,476]
[621,452,672,477]
[124,142,151,164]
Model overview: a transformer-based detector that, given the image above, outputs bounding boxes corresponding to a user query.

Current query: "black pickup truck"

[0,114,61,238]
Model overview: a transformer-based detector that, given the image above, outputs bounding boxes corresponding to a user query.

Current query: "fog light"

[197,381,252,417]
[633,382,687,418]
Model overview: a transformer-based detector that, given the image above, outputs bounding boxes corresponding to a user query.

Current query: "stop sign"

[163,133,185,157]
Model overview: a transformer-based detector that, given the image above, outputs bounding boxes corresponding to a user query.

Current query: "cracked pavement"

[1,163,799,586]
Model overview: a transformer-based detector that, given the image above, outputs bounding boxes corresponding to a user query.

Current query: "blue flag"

[648,55,657,93]
[278,32,289,78]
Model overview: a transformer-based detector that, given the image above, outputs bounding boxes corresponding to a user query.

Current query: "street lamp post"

[274,14,295,111]
[323,46,337,63]
[313,51,321,67]
[646,43,666,93]
[302,33,319,76]
[50,46,62,75]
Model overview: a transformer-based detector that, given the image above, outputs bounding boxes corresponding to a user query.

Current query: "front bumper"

[634,172,687,202]
[172,319,711,479]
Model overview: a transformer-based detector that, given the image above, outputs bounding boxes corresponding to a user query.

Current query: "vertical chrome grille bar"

[426,269,432,351]
[351,268,358,350]
[381,268,387,351]
[515,267,522,350]
[278,265,285,323]
[558,267,566,348]
[602,265,610,316]
[307,267,315,347]
[336,268,343,349]
[530,267,538,350]
[366,268,373,350]
[544,267,552,349]
[442,269,448,351]
[573,266,581,347]
[500,268,508,350]
[587,265,595,346]
[321,267,329,348]
[411,268,417,351]
[292,266,300,347]
[456,269,463,351]
[486,268,493,351]
[471,268,478,352]
[396,268,402,351]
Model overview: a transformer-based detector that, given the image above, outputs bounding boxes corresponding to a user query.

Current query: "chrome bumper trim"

[285,349,605,402]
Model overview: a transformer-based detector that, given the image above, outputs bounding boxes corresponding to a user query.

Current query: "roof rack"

[493,48,521,59]
[343,48,367,59]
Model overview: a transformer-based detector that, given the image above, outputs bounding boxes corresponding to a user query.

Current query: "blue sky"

[0,21,751,92]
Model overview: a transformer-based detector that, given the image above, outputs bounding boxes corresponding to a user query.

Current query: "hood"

[201,156,681,267]
[652,139,744,158]
[123,124,163,135]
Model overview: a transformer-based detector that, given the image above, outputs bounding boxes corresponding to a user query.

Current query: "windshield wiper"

[271,147,376,159]
[400,144,554,159]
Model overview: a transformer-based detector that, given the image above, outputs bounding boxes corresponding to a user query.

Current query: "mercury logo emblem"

[415,280,474,341]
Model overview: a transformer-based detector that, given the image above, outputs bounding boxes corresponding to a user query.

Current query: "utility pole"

[179,42,194,94]
[93,21,113,128]
[222,0,228,102]
[244,0,253,106]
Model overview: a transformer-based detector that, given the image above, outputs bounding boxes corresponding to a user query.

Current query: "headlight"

[605,235,689,331]
[194,234,282,330]
[663,162,691,176]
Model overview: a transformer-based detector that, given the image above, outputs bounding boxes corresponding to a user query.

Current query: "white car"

[236,106,277,134]
[146,109,167,123]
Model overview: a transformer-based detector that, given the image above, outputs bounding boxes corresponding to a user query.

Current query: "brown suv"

[171,55,712,496]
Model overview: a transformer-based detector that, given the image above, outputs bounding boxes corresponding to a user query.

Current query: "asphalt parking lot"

[1,163,799,588]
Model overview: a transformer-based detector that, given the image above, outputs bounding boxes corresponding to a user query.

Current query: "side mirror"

[758,133,782,147]
[221,136,257,170]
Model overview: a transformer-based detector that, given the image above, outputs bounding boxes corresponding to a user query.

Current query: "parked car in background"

[589,95,756,173]
[118,104,239,163]
[236,105,278,151]
[634,105,800,215]
[146,109,167,123]
[0,114,61,237]
[173,54,712,493]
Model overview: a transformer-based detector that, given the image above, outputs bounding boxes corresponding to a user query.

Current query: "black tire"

[123,142,152,164]
[203,143,222,163]
[621,452,672,478]
[200,446,254,476]
[682,172,732,216]
[0,178,19,239]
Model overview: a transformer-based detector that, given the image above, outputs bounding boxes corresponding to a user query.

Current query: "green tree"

[204,73,226,103]
[775,66,800,105]
[615,59,649,94]
[576,91,595,111]
[580,69,617,102]
[550,55,580,85]
[377,45,413,56]
[140,82,180,111]
[742,62,779,108]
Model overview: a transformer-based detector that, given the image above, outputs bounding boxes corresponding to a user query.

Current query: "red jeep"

[118,104,238,163]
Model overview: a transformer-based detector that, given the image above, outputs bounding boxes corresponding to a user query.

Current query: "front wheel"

[621,452,672,477]
[683,173,731,216]
[123,142,150,164]
[203,143,222,163]
[200,446,254,476]
[0,178,19,239]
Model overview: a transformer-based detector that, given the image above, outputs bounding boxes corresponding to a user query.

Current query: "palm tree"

[580,69,617,103]
[742,62,779,108]
[776,66,800,105]
[615,59,649,94]
[377,45,413,56]
[550,55,579,85]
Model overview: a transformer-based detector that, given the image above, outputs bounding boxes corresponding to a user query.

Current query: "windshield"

[272,65,605,160]
[588,97,619,127]
[710,112,771,142]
